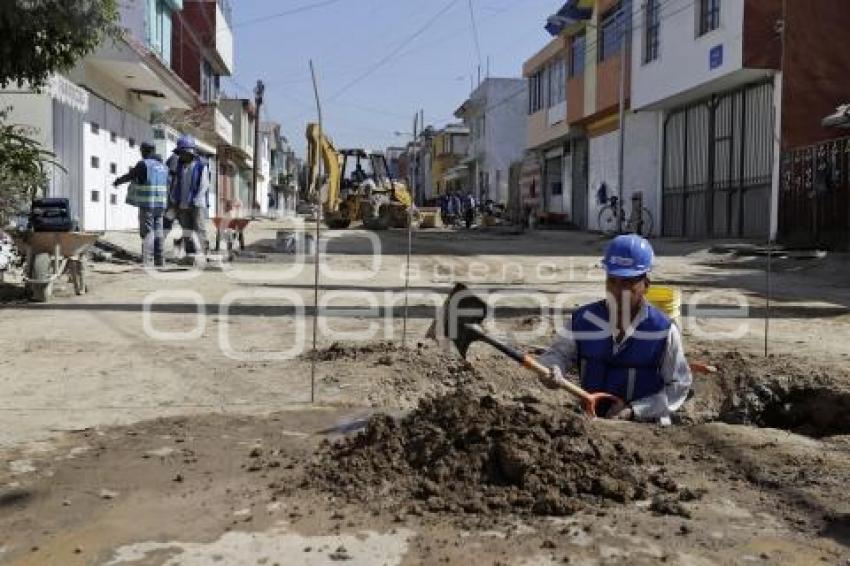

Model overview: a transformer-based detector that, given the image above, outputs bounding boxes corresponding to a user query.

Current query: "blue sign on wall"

[709,45,724,70]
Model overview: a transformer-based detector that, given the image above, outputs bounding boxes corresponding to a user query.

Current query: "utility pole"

[616,1,632,233]
[252,79,265,219]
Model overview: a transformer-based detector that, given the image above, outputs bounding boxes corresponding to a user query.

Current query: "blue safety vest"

[169,158,208,207]
[571,300,671,402]
[127,159,169,209]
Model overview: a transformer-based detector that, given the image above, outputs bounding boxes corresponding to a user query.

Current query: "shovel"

[430,283,623,418]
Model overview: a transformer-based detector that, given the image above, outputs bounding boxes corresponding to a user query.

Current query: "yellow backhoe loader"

[306,123,418,229]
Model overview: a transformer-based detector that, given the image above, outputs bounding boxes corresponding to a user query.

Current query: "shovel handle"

[471,326,592,403]
[520,355,593,402]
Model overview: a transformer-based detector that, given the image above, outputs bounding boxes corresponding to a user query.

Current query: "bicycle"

[597,195,654,236]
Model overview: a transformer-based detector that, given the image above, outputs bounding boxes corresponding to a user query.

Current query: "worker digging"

[538,234,693,423]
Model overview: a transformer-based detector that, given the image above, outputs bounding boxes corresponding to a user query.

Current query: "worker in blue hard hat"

[166,134,211,261]
[539,235,692,423]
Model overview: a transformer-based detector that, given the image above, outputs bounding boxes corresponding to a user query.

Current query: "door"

[544,152,563,214]
[571,137,588,229]
[662,81,774,238]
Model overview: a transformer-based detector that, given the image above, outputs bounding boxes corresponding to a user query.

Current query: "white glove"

[542,365,570,390]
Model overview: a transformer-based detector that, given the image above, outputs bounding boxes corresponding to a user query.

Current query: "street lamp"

[251,79,265,219]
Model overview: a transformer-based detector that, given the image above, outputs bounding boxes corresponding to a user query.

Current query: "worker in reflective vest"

[167,135,210,259]
[539,235,693,423]
[114,141,169,266]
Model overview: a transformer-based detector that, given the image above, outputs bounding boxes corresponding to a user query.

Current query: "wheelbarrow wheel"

[29,253,52,302]
[71,259,87,295]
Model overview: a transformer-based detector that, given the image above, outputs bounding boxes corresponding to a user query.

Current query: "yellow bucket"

[646,285,682,323]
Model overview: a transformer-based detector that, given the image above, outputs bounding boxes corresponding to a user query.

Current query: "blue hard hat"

[175,134,196,152]
[602,235,655,278]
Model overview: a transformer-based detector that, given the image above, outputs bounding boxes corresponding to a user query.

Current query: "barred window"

[698,0,720,36]
[599,5,626,62]
[644,0,660,63]
[569,32,586,78]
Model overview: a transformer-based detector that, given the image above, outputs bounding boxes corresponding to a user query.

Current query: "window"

[644,0,661,63]
[547,57,565,107]
[91,190,100,202]
[109,163,117,174]
[110,131,117,143]
[110,194,118,205]
[129,138,136,148]
[200,59,221,103]
[148,0,173,63]
[153,129,165,140]
[528,70,545,114]
[569,32,586,78]
[90,156,100,169]
[599,5,628,62]
[698,0,720,36]
[90,123,99,134]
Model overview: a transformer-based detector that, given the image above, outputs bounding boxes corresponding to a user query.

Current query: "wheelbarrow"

[211,217,252,252]
[11,231,99,302]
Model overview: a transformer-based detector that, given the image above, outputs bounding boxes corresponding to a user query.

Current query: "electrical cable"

[230,0,346,30]
[326,0,462,102]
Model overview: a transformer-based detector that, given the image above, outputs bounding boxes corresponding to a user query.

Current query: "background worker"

[167,135,211,259]
[539,235,692,423]
[113,141,169,267]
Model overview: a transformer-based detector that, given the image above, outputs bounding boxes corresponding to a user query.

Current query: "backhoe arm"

[305,123,341,213]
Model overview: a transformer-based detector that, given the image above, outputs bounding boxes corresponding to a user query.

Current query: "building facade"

[630,0,779,239]
[0,0,244,231]
[431,124,471,197]
[522,0,641,232]
[454,78,527,205]
[0,0,202,231]
[218,98,256,216]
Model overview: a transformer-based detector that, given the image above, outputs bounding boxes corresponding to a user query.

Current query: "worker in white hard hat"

[539,235,693,423]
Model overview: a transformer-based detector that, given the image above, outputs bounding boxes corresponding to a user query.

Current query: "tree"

[0,0,119,89]
[0,110,61,223]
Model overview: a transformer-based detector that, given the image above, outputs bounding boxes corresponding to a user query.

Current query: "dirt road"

[0,220,849,564]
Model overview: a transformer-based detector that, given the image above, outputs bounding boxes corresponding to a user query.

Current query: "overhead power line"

[230,0,346,30]
[326,0,462,102]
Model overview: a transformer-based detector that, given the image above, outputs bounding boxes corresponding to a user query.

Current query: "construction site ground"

[1,219,849,565]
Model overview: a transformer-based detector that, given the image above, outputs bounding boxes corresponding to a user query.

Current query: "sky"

[227,0,563,157]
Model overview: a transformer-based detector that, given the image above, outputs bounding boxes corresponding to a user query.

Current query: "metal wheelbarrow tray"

[11,231,100,302]
[211,216,252,251]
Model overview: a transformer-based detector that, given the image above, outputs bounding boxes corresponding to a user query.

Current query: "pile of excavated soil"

[304,341,404,362]
[302,340,551,410]
[685,350,850,437]
[308,391,688,518]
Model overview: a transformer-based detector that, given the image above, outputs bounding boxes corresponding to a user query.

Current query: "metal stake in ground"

[309,60,323,403]
[615,1,631,234]
[765,238,773,357]
[402,111,420,349]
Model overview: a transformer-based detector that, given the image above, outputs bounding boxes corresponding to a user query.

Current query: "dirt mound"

[304,341,403,362]
[687,350,850,437]
[308,391,685,518]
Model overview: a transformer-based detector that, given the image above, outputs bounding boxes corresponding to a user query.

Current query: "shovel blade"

[430,283,489,358]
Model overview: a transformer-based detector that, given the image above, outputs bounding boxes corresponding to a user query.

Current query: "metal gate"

[662,81,774,238]
[780,138,850,249]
